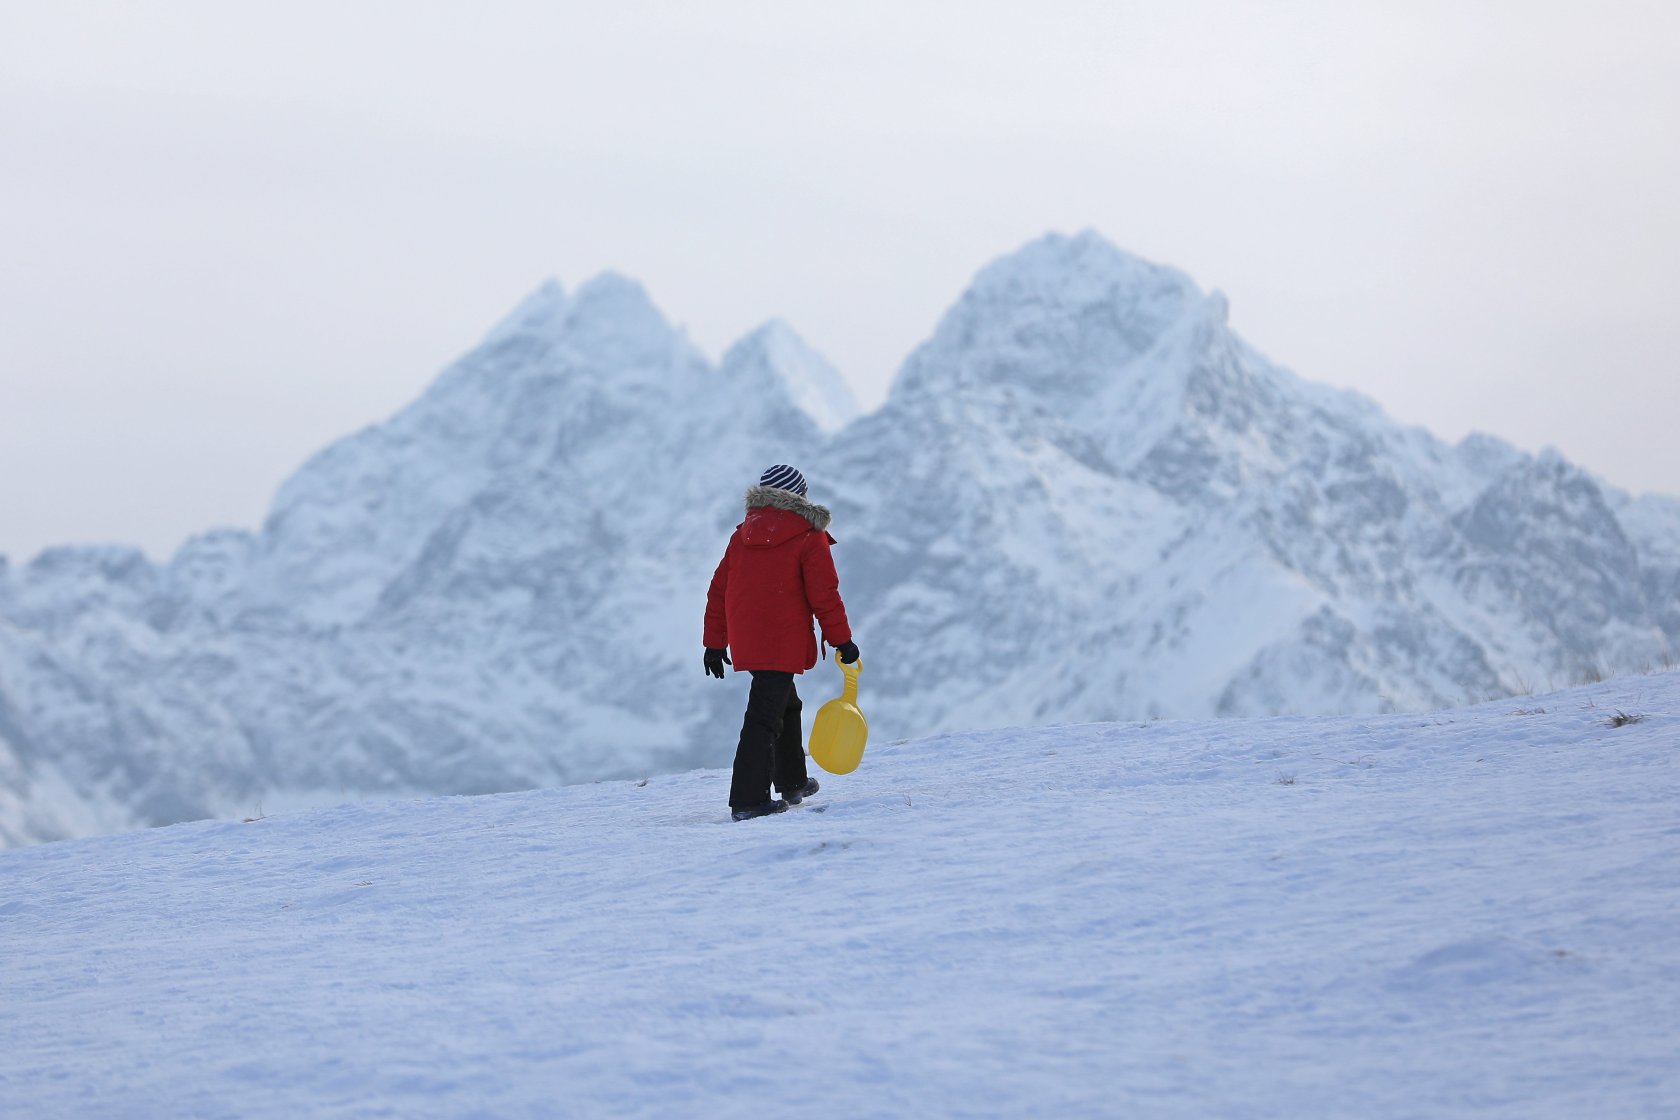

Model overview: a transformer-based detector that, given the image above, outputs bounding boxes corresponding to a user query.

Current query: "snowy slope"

[1,231,1677,848]
[2,672,1677,1118]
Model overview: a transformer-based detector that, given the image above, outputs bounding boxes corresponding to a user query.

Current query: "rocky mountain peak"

[966,229,1199,305]
[548,272,684,371]
[892,232,1205,409]
[722,319,859,434]
[481,278,568,346]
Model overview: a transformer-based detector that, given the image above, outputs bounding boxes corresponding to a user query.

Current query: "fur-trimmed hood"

[744,485,832,532]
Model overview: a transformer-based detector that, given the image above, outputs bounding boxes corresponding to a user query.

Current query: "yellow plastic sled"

[808,658,869,775]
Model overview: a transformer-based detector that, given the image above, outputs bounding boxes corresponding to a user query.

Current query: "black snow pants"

[728,670,808,809]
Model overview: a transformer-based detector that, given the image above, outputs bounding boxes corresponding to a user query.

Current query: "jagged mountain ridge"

[2,231,1676,846]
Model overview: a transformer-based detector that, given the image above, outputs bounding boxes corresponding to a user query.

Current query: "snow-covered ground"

[3,670,1677,1118]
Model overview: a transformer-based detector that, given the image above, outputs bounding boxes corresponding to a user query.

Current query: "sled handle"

[838,657,862,702]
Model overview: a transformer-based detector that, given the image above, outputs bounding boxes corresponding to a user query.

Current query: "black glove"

[835,640,860,665]
[704,647,731,679]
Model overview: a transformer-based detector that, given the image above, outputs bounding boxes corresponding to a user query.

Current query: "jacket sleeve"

[801,531,853,647]
[703,536,734,649]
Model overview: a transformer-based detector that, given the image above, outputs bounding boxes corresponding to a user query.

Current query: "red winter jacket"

[704,486,853,673]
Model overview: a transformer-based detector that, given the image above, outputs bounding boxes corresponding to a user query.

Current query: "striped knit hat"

[759,463,808,498]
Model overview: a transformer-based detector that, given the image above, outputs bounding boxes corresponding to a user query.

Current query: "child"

[704,464,859,821]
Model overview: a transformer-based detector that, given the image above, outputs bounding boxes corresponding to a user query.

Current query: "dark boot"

[782,777,820,805]
[731,799,788,822]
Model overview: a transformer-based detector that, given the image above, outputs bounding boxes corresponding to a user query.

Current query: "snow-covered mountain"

[2,231,1676,847]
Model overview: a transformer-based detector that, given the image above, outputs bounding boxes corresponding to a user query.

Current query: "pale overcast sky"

[2,1,1677,561]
